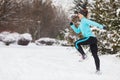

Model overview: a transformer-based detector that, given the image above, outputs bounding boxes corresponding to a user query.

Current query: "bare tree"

[0,0,22,31]
[0,0,68,41]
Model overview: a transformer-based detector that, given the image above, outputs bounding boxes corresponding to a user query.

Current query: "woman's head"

[74,9,88,18]
[79,9,88,17]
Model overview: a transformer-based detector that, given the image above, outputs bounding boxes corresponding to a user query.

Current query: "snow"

[0,44,120,80]
[0,32,10,41]
[36,38,56,42]
[116,8,120,16]
[35,38,58,45]
[0,0,120,79]
[19,33,32,41]
[2,33,20,43]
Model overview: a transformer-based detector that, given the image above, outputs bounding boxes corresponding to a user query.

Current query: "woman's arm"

[85,18,104,29]
[70,23,81,34]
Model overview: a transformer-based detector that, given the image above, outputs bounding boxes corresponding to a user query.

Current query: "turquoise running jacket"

[70,17,104,38]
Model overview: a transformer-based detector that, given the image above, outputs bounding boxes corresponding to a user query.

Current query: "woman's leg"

[75,37,100,70]
[90,43,100,71]
[74,37,90,59]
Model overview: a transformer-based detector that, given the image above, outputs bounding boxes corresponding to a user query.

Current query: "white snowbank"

[0,45,120,80]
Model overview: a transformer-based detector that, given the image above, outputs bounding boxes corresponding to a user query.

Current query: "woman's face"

[77,13,83,19]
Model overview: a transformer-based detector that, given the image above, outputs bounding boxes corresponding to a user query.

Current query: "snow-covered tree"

[68,0,120,54]
[89,0,120,54]
[89,0,120,31]
[73,0,88,10]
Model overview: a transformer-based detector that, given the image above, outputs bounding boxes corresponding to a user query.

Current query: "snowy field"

[0,43,120,80]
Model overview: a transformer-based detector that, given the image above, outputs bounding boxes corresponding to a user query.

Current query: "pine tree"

[89,0,120,54]
[89,0,120,32]
[70,0,120,54]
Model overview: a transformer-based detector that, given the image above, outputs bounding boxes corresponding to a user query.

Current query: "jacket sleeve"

[70,24,81,34]
[85,19,104,29]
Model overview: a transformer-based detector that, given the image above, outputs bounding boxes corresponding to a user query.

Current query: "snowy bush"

[0,32,10,41]
[18,33,32,46]
[0,32,33,46]
[0,32,20,45]
[3,33,19,45]
[35,38,59,45]
[35,37,67,46]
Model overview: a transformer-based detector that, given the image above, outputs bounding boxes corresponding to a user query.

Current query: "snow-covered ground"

[0,43,120,80]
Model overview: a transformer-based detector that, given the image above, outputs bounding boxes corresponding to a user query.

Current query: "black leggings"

[74,37,100,71]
